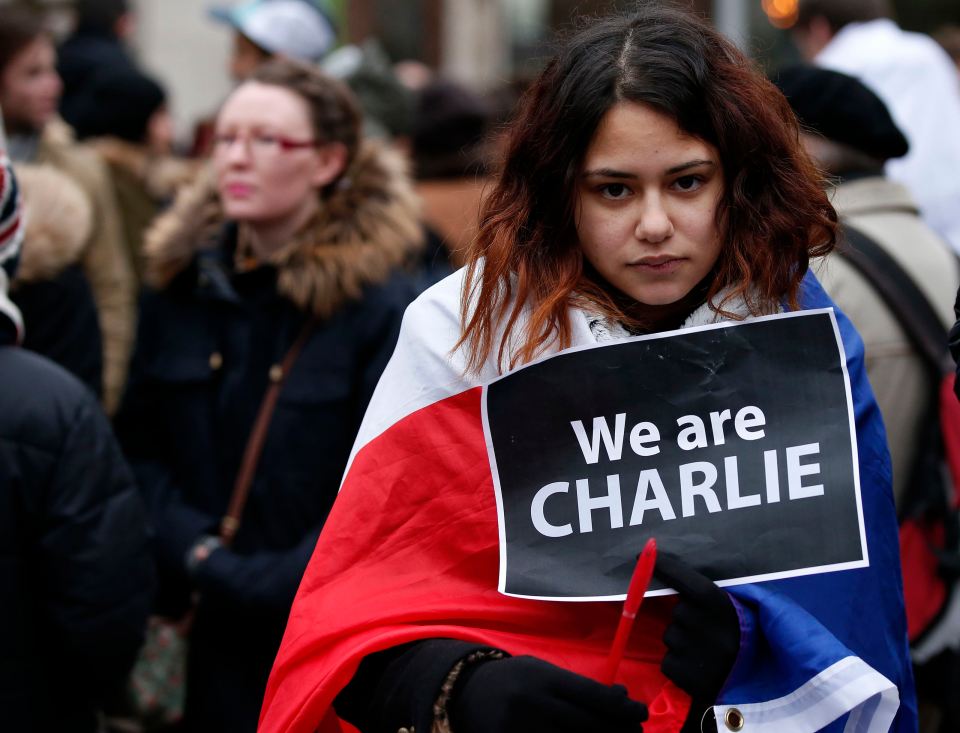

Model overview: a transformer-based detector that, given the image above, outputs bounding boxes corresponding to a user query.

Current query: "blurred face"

[576,101,723,324]
[213,81,345,227]
[230,32,271,82]
[0,36,62,133]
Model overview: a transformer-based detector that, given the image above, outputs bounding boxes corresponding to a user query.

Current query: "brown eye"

[600,183,631,199]
[672,175,703,192]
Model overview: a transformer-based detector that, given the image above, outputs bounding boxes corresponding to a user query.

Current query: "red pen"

[600,537,658,685]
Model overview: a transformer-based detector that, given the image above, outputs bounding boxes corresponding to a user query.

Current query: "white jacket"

[817,19,960,254]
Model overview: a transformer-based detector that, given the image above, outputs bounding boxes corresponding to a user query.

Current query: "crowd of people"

[2,0,960,732]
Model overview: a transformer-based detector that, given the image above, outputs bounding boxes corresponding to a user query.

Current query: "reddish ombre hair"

[458,3,837,373]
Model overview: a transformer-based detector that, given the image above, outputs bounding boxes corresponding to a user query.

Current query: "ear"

[311,142,349,188]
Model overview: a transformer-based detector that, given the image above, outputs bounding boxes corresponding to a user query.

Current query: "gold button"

[268,364,283,383]
[724,708,744,731]
[208,352,223,370]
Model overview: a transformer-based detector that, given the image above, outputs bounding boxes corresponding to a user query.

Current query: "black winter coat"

[115,140,425,732]
[13,262,103,397]
[0,347,154,732]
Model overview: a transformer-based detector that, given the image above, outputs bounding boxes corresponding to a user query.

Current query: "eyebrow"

[581,159,716,179]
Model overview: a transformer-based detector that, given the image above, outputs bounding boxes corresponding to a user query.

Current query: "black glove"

[654,552,741,732]
[449,655,648,733]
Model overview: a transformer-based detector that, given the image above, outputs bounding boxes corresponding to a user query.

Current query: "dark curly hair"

[458,3,837,372]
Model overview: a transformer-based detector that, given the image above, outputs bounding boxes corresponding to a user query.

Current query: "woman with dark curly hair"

[259,6,915,733]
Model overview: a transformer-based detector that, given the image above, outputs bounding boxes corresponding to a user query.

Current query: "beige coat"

[813,177,959,506]
[90,137,199,285]
[37,119,135,414]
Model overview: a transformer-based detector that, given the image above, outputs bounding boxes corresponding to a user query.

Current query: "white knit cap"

[210,0,336,62]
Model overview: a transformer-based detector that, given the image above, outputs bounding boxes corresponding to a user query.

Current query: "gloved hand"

[655,552,741,732]
[449,655,648,733]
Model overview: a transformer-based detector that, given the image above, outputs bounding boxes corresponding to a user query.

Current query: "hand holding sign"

[655,552,740,731]
[449,655,648,733]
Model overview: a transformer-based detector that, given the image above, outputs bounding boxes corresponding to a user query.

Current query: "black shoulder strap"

[837,223,953,375]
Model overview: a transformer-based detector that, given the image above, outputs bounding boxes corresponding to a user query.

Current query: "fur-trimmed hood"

[11,163,93,283]
[143,139,424,319]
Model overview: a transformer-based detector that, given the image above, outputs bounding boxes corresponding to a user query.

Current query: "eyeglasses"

[212,131,318,159]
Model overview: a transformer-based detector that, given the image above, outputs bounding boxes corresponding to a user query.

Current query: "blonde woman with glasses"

[115,59,424,733]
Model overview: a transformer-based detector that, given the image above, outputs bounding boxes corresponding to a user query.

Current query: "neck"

[242,196,319,261]
[623,290,707,334]
[589,266,714,335]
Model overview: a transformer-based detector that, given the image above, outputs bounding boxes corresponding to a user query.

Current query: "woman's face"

[576,101,723,320]
[0,37,62,133]
[213,81,343,227]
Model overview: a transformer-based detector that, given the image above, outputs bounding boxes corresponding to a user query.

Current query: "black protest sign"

[483,309,866,600]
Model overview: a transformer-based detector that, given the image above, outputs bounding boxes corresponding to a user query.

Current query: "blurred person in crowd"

[58,0,138,131]
[260,7,915,733]
[322,39,415,141]
[204,0,411,147]
[776,65,960,733]
[409,76,493,281]
[792,0,960,255]
[0,5,136,415]
[114,59,423,733]
[774,65,958,510]
[70,66,199,284]
[0,147,155,733]
[211,0,336,82]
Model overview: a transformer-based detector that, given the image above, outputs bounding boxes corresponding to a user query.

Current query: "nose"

[221,136,252,167]
[634,193,674,244]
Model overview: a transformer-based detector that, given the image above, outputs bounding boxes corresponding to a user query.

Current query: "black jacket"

[9,163,104,397]
[0,347,154,732]
[13,262,103,397]
[115,141,425,732]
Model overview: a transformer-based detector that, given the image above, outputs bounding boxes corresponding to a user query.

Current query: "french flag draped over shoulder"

[258,270,916,733]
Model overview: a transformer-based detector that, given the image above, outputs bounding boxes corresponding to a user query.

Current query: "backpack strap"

[837,223,953,375]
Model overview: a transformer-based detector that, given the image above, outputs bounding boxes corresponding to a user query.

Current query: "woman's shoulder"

[382,267,474,378]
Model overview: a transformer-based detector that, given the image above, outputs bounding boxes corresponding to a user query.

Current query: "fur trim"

[681,289,777,329]
[143,140,424,318]
[12,163,93,283]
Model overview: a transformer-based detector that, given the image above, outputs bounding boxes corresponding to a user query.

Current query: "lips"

[628,255,686,273]
[223,182,254,198]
